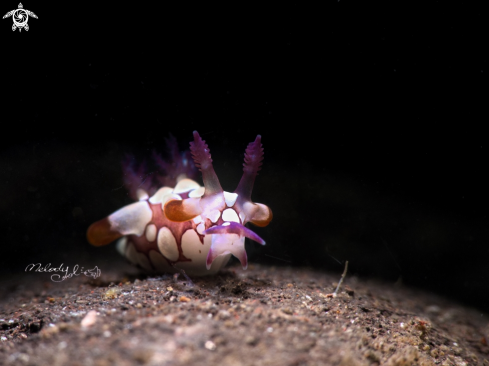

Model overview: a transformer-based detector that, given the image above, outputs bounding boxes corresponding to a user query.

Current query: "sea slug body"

[87,131,272,276]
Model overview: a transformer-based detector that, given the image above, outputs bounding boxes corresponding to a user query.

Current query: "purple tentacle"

[206,239,248,270]
[205,222,265,270]
[189,131,223,197]
[234,135,264,202]
[204,222,266,245]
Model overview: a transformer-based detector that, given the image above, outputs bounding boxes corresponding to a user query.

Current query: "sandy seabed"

[1,263,488,366]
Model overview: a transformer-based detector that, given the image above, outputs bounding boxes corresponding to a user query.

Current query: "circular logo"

[12,9,28,27]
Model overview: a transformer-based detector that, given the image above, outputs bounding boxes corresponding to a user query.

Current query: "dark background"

[1,4,487,311]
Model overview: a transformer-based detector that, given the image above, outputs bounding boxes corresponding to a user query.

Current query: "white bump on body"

[125,242,139,265]
[222,208,240,223]
[189,186,205,198]
[145,224,157,242]
[149,187,173,204]
[239,212,245,224]
[207,209,221,223]
[136,189,149,201]
[116,237,127,256]
[193,215,203,224]
[137,252,153,271]
[175,173,187,183]
[161,194,182,209]
[149,250,172,272]
[180,229,202,261]
[223,191,238,207]
[108,201,152,237]
[196,222,206,235]
[157,227,179,261]
[242,201,270,223]
[173,178,200,194]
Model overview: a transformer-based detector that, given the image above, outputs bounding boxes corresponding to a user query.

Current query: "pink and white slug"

[87,131,272,276]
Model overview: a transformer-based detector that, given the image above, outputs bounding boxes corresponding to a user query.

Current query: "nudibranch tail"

[87,217,124,246]
[189,131,223,197]
[235,135,264,202]
[87,201,152,246]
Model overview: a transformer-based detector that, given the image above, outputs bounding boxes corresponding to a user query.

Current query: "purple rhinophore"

[189,131,223,197]
[235,135,264,203]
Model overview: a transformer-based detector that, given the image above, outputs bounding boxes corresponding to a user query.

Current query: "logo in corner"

[3,3,37,32]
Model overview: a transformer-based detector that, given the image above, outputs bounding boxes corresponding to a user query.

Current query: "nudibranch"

[87,131,272,276]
